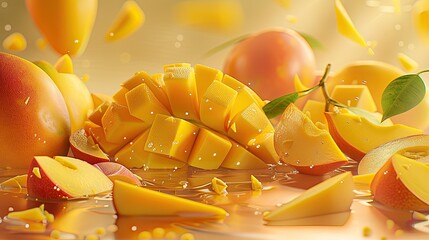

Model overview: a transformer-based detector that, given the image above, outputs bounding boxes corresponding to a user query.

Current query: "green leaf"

[202,34,250,58]
[263,92,299,119]
[381,74,426,122]
[297,32,323,50]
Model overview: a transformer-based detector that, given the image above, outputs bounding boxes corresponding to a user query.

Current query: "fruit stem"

[318,64,350,111]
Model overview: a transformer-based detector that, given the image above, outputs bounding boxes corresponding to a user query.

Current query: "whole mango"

[0,52,70,169]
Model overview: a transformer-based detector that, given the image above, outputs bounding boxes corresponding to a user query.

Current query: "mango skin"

[0,52,70,169]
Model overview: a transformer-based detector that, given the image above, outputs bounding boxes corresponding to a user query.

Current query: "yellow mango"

[2,32,27,52]
[330,85,377,112]
[163,63,191,72]
[221,142,267,169]
[113,180,227,217]
[125,83,170,124]
[200,80,237,132]
[227,103,274,147]
[26,0,98,56]
[251,175,262,190]
[102,102,148,145]
[115,129,185,169]
[105,0,145,42]
[145,114,199,162]
[164,66,199,120]
[7,205,48,223]
[194,64,223,103]
[222,74,265,108]
[188,128,232,170]
[211,177,228,195]
[54,54,74,74]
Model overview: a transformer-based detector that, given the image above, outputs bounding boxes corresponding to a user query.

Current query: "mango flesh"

[86,64,278,170]
[0,52,70,169]
[264,171,354,221]
[25,0,98,56]
[113,180,227,217]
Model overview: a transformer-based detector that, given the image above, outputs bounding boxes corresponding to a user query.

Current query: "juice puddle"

[0,164,428,240]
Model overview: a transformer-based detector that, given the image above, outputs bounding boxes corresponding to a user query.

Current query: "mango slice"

[87,64,278,170]
[2,32,27,52]
[334,0,367,47]
[397,52,419,72]
[330,85,377,112]
[113,180,227,217]
[105,0,145,42]
[7,204,53,223]
[264,171,354,222]
[0,174,28,189]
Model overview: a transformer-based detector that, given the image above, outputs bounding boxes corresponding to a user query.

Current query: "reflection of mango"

[84,64,278,170]
[25,0,98,56]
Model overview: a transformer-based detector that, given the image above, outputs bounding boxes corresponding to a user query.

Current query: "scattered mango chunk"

[54,54,74,74]
[7,204,54,223]
[105,0,145,42]
[251,175,262,190]
[264,172,354,222]
[397,52,419,72]
[0,174,28,189]
[113,180,227,217]
[330,85,377,112]
[334,0,367,47]
[212,177,228,195]
[2,32,27,52]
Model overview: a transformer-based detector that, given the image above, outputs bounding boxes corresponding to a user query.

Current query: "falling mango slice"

[397,52,419,72]
[105,0,145,42]
[2,32,27,52]
[25,0,98,56]
[413,0,429,48]
[175,0,243,32]
[334,0,367,47]
[54,54,74,74]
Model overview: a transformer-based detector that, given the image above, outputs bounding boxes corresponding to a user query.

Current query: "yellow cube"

[247,130,279,164]
[112,87,128,106]
[115,129,185,169]
[200,80,237,132]
[222,74,265,107]
[121,71,171,112]
[102,102,149,144]
[302,100,327,127]
[221,142,267,169]
[227,103,274,147]
[164,66,199,120]
[163,63,191,72]
[330,85,377,112]
[126,83,171,124]
[88,101,111,126]
[188,128,232,170]
[89,126,123,156]
[145,114,199,162]
[194,64,223,103]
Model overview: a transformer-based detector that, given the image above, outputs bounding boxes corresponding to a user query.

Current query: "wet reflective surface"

[1,163,429,240]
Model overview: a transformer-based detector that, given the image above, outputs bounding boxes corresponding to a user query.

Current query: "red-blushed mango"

[223,28,316,101]
[0,52,70,169]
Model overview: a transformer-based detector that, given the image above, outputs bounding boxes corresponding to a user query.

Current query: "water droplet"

[256,144,261,149]
[174,42,181,48]
[150,111,154,115]
[208,107,213,111]
[8,207,13,212]
[213,153,217,157]
[362,80,367,84]
[123,136,127,140]
[309,165,314,169]
[383,170,389,175]
[4,24,11,31]
[205,99,209,103]
[131,226,137,231]
[74,39,79,44]
[394,24,401,30]
[185,112,189,116]
[147,142,153,148]
[1,2,8,8]
[296,160,300,165]
[176,34,184,41]
[354,97,360,101]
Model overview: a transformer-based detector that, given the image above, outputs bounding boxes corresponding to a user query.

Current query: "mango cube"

[112,87,128,106]
[126,83,170,124]
[302,100,327,126]
[188,128,232,170]
[89,126,123,156]
[88,101,111,126]
[122,71,171,112]
[164,66,199,120]
[102,102,148,144]
[194,64,223,103]
[330,85,377,112]
[115,129,185,169]
[145,114,199,162]
[221,142,267,169]
[227,103,274,147]
[247,130,279,164]
[222,74,265,107]
[200,80,237,132]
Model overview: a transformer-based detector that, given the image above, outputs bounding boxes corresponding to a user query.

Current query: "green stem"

[418,69,429,75]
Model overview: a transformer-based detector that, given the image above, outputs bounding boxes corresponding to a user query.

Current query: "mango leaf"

[298,32,323,50]
[263,92,299,119]
[381,74,426,122]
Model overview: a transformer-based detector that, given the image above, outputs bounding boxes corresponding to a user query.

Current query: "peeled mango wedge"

[84,64,279,170]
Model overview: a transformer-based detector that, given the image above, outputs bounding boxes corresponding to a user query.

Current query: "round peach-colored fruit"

[223,28,316,101]
[0,52,70,169]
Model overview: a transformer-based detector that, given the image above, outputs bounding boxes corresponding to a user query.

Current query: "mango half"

[84,64,278,170]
